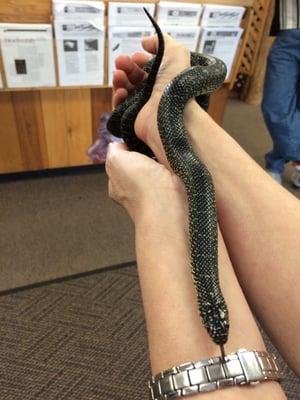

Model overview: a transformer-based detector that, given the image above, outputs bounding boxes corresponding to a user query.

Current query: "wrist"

[133,191,189,232]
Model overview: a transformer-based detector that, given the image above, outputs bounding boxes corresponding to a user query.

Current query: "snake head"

[201,301,229,345]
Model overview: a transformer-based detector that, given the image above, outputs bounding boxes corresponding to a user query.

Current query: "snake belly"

[107,10,229,346]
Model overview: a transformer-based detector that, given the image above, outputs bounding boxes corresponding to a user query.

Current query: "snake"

[107,9,229,352]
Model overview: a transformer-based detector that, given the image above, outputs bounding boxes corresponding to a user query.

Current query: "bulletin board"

[0,0,267,174]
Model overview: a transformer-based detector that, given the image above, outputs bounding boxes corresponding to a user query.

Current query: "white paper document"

[198,27,243,79]
[53,0,105,25]
[201,5,245,27]
[157,2,203,26]
[0,23,56,88]
[54,18,104,86]
[108,2,155,26]
[108,27,153,85]
[163,26,201,51]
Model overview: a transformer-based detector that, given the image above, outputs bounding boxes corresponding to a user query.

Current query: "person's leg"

[261,30,300,176]
[265,147,286,176]
[291,161,300,187]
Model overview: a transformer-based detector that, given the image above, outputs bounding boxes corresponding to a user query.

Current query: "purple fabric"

[87,113,123,161]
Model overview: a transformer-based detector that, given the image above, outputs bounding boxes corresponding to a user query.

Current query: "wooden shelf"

[0,84,112,93]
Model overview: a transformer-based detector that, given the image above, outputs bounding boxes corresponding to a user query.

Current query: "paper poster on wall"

[0,24,56,88]
[108,3,155,26]
[163,26,201,51]
[53,0,105,25]
[54,18,105,86]
[108,27,153,85]
[201,5,245,27]
[157,2,203,26]
[198,27,243,79]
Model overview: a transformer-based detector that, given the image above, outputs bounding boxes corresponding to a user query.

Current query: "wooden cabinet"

[0,0,256,174]
[0,88,112,173]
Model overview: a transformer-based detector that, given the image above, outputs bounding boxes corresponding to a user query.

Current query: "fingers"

[112,68,135,92]
[141,35,159,54]
[112,53,149,107]
[115,54,147,86]
[113,87,128,108]
[131,51,151,68]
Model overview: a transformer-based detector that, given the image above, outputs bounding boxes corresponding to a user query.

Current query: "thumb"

[141,33,174,55]
[105,142,130,177]
[108,142,128,154]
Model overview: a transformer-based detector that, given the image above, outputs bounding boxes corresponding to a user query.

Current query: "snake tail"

[107,8,164,157]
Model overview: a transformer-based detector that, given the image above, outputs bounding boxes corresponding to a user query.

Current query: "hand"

[105,143,188,225]
[112,34,192,165]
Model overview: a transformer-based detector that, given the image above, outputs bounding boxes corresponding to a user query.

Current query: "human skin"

[106,142,286,400]
[111,34,300,377]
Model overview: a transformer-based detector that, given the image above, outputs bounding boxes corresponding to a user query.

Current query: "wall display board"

[201,4,245,27]
[0,23,56,88]
[156,2,202,51]
[53,0,105,24]
[163,26,201,51]
[199,26,243,79]
[53,0,105,86]
[156,1,203,25]
[108,2,155,26]
[198,4,245,79]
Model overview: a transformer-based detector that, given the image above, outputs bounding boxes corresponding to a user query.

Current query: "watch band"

[148,349,283,399]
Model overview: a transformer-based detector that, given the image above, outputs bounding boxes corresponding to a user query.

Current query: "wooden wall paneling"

[244,36,275,105]
[91,88,112,141]
[41,90,69,168]
[63,89,93,166]
[0,42,7,89]
[0,1,51,23]
[11,91,49,171]
[229,7,254,90]
[244,0,275,104]
[208,84,230,126]
[0,92,24,173]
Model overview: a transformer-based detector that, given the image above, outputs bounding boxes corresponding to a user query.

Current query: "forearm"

[134,205,285,399]
[184,101,300,373]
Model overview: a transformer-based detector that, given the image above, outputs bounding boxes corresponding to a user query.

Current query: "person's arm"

[183,101,300,376]
[112,35,300,375]
[106,143,286,399]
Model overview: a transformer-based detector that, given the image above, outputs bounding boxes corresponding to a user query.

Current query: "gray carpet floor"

[0,170,135,292]
[0,267,150,400]
[0,266,298,399]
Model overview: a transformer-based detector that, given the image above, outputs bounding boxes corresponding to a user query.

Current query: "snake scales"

[107,9,229,351]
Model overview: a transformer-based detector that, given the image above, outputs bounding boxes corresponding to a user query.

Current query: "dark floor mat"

[0,266,298,399]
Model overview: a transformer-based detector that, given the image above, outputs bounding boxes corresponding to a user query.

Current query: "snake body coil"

[107,10,229,347]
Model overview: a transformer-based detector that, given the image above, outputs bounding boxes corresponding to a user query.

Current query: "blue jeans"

[261,29,300,174]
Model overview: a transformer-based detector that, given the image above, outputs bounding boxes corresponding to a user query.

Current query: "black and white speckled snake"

[107,9,230,353]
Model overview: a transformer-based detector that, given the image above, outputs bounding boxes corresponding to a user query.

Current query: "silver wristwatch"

[148,349,283,399]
